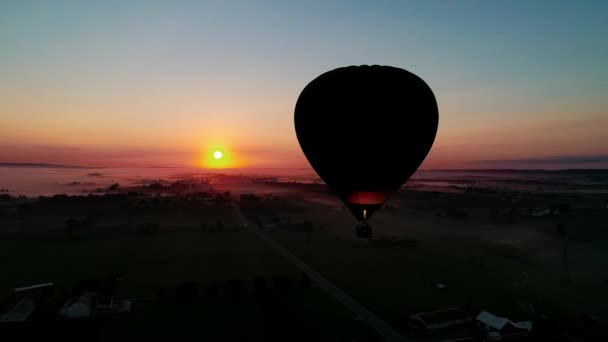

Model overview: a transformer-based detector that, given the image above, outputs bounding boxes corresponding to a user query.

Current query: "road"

[231,202,409,342]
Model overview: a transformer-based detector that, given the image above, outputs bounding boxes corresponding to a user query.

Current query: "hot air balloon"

[294,65,438,238]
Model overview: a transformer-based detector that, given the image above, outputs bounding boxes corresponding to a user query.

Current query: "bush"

[138,222,160,235]
[252,275,268,296]
[176,281,199,304]
[273,275,293,295]
[556,223,566,237]
[206,282,219,299]
[225,279,247,298]
[447,209,469,220]
[156,288,169,303]
[215,220,224,232]
[299,273,311,292]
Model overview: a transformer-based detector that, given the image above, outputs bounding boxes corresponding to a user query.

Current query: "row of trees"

[63,219,243,239]
[156,273,312,304]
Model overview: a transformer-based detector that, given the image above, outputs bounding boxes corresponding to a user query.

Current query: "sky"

[1,0,607,169]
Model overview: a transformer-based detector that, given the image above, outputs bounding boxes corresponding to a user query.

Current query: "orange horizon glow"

[197,144,242,169]
[1,3,607,170]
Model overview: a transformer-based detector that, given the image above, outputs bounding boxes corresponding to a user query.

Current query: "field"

[242,185,608,337]
[1,184,607,340]
[0,197,378,340]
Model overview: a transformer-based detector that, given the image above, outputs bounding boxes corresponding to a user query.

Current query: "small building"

[59,291,97,319]
[0,298,35,323]
[531,209,551,217]
[14,282,54,293]
[0,282,55,323]
[409,307,474,331]
[476,311,532,340]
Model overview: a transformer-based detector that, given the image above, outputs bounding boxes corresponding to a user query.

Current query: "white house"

[59,291,96,319]
[409,307,474,331]
[0,298,35,323]
[476,311,532,340]
[14,283,54,293]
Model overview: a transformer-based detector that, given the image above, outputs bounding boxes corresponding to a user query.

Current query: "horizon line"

[1,162,607,172]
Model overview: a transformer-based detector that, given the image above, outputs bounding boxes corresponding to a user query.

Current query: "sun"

[199,145,240,168]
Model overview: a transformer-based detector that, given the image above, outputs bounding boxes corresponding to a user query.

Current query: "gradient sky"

[1,1,607,169]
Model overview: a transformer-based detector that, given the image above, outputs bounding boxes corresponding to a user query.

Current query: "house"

[531,209,551,217]
[476,311,532,340]
[0,298,35,323]
[14,283,54,293]
[408,307,475,331]
[58,291,97,319]
[0,282,55,323]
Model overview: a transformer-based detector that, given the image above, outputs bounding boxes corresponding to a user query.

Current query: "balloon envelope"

[294,65,438,221]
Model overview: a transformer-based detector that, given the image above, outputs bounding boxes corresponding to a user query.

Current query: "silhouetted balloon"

[295,65,438,223]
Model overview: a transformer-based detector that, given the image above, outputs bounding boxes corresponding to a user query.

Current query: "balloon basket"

[355,222,372,239]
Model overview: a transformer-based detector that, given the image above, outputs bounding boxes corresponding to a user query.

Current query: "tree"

[273,275,293,296]
[176,281,199,304]
[252,275,268,297]
[299,273,311,292]
[156,288,169,303]
[65,218,81,239]
[490,207,499,221]
[206,282,218,299]
[138,222,160,236]
[215,220,224,232]
[126,204,134,226]
[225,279,247,298]
[556,223,570,285]
[18,203,28,229]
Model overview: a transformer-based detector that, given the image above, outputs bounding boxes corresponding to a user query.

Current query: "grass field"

[2,290,378,342]
[1,189,606,340]
[244,189,608,337]
[0,199,382,340]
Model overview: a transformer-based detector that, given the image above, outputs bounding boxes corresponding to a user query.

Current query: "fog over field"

[1,166,607,340]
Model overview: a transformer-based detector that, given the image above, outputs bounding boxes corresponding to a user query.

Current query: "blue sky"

[1,1,607,168]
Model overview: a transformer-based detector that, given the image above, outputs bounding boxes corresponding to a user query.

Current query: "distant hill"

[0,162,92,169]
[426,168,608,174]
